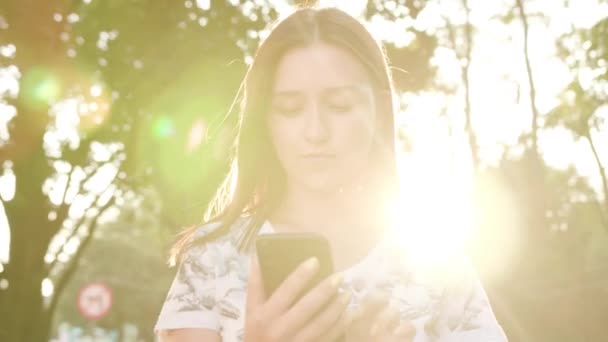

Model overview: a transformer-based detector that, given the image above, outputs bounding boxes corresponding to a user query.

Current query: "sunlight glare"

[388,151,474,278]
[390,183,473,263]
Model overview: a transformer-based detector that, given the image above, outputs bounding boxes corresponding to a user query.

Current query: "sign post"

[77,282,113,320]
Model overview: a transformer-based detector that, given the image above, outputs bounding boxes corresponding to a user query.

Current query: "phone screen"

[255,233,334,297]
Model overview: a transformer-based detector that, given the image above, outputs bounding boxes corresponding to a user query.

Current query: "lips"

[300,153,336,159]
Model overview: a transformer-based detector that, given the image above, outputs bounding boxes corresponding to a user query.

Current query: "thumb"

[245,254,266,315]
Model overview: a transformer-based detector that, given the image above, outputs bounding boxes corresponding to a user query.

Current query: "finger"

[342,294,388,340]
[264,257,321,319]
[245,255,266,315]
[360,292,390,317]
[392,321,416,340]
[292,290,352,342]
[347,293,390,336]
[370,306,400,338]
[317,302,356,342]
[276,272,343,336]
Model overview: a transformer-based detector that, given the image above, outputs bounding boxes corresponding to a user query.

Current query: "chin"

[292,174,339,194]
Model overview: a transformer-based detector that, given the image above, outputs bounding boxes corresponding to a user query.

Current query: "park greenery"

[0,0,606,341]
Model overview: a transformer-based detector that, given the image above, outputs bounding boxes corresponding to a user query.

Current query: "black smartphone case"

[255,233,334,297]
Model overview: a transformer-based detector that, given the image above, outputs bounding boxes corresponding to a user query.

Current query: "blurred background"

[0,0,607,341]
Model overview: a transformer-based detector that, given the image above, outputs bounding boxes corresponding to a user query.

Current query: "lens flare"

[152,116,175,139]
[20,66,62,111]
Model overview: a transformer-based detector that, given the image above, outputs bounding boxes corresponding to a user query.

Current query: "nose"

[303,102,329,144]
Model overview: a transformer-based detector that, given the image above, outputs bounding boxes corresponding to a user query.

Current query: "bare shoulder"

[158,328,221,342]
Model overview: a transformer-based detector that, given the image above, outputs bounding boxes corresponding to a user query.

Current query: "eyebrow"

[272,84,370,97]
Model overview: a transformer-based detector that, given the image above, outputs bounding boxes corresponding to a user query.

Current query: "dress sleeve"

[154,225,223,332]
[434,258,508,341]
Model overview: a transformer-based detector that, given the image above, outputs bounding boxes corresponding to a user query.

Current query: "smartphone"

[256,232,334,297]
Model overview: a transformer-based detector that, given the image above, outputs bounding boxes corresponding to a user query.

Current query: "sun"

[389,125,474,272]
[386,162,475,269]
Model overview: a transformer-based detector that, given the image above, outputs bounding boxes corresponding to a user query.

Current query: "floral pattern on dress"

[155,219,508,342]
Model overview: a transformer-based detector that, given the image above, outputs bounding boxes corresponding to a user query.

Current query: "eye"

[327,101,354,114]
[271,94,304,117]
[273,103,303,117]
[323,88,360,114]
[325,95,355,114]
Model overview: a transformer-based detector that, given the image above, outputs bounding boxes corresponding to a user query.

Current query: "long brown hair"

[170,6,399,265]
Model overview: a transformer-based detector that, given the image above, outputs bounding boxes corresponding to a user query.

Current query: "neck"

[268,178,392,272]
[269,179,386,237]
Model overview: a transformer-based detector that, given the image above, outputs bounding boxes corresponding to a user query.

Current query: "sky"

[1,0,607,267]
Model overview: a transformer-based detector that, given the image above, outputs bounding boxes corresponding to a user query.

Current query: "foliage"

[0,1,438,341]
[1,0,606,341]
[0,1,273,341]
[51,196,174,342]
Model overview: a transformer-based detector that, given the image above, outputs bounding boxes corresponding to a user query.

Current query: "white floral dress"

[155,219,508,341]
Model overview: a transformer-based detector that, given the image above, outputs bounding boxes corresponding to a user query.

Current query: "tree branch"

[44,202,90,277]
[45,167,110,275]
[46,194,117,317]
[461,0,480,171]
[444,1,480,171]
[515,0,540,155]
[584,131,608,231]
[52,167,77,228]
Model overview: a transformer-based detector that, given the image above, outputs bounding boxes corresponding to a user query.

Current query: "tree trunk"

[0,2,72,340]
[515,0,540,156]
[0,220,51,342]
[461,0,480,171]
[584,131,608,230]
[0,138,58,341]
[515,0,549,245]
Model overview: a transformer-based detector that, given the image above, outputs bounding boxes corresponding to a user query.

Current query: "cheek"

[267,119,294,161]
[336,112,375,153]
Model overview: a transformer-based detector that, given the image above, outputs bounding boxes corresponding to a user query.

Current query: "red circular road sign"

[77,282,112,320]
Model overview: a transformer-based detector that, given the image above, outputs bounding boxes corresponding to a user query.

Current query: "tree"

[441,0,480,171]
[472,154,607,341]
[363,0,437,93]
[51,192,174,342]
[0,1,273,341]
[514,0,541,156]
[548,17,608,229]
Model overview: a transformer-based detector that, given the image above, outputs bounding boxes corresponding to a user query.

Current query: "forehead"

[272,42,370,93]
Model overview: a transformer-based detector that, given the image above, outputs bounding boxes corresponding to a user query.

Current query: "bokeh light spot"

[20,66,62,111]
[152,116,175,139]
[41,278,54,297]
[90,84,103,97]
[186,119,207,153]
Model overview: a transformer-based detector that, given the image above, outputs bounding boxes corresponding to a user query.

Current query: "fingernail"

[303,257,319,271]
[330,273,343,288]
[340,291,352,305]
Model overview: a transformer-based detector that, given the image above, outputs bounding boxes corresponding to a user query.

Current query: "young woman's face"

[267,42,377,193]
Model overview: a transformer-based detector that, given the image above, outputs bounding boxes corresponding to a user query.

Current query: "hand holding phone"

[243,233,352,342]
[344,293,416,341]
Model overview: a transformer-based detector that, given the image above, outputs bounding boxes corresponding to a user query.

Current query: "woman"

[155,6,507,342]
